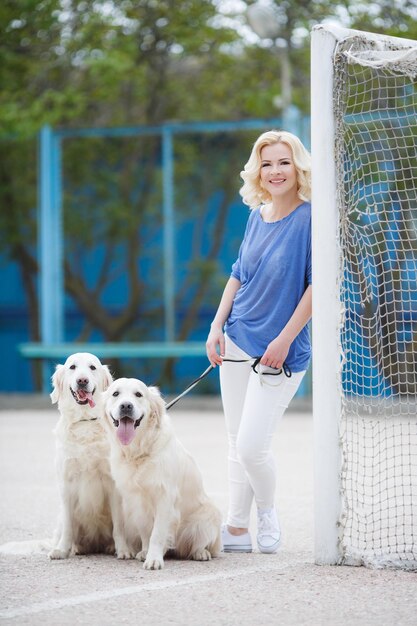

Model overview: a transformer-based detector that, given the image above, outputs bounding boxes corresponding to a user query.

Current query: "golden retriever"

[48,352,131,560]
[102,377,222,570]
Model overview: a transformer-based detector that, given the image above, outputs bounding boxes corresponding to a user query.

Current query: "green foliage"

[346,0,417,39]
[2,0,415,135]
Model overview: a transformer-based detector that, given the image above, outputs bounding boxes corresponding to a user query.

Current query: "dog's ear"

[101,365,113,391]
[101,383,113,408]
[50,364,65,404]
[148,386,166,425]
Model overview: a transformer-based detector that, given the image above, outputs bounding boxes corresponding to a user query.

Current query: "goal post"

[311,25,343,566]
[311,24,417,569]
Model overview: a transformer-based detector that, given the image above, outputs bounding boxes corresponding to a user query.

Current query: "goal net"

[312,25,417,570]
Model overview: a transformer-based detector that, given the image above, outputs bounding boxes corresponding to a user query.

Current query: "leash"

[165,357,291,411]
[165,364,214,410]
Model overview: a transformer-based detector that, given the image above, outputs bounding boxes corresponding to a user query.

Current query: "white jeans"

[220,335,305,528]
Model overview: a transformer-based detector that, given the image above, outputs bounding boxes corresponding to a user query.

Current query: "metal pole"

[162,127,175,342]
[281,42,292,111]
[38,125,63,391]
[280,42,295,131]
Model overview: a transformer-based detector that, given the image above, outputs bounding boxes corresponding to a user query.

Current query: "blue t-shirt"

[225,202,312,372]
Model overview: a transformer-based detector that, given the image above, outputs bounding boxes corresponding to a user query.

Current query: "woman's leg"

[235,368,305,552]
[236,369,305,510]
[219,336,254,530]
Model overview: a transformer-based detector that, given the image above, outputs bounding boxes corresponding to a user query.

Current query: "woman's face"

[259,142,298,201]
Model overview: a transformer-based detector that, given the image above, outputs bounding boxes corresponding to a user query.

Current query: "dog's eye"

[90,365,96,370]
[112,391,119,397]
[69,364,76,370]
[135,392,143,398]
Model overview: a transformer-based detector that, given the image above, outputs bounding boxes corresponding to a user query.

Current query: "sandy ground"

[0,402,416,625]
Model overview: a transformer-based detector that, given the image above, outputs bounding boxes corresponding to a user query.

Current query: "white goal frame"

[311,23,417,566]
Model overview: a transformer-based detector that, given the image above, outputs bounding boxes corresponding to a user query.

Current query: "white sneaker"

[221,524,252,553]
[257,508,281,554]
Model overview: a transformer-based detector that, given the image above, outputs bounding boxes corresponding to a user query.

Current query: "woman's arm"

[206,276,241,367]
[260,284,312,369]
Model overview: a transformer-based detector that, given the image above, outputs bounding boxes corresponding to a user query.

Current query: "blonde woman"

[206,130,312,554]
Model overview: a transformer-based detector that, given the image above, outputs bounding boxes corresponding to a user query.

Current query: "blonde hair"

[239,130,311,208]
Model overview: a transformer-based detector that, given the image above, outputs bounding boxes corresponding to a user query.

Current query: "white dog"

[48,352,130,560]
[102,378,222,570]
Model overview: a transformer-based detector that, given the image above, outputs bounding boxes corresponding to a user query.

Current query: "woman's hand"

[260,335,291,370]
[205,277,240,367]
[260,285,311,371]
[206,324,225,367]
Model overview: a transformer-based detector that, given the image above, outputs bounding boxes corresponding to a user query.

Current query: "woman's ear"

[50,364,65,404]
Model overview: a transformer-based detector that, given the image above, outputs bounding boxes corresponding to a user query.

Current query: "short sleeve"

[231,257,241,280]
[229,210,254,281]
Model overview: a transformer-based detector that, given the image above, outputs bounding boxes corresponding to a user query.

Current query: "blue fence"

[1,115,313,396]
[4,111,414,399]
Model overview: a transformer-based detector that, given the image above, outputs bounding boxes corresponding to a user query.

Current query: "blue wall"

[0,259,34,391]
[0,196,249,393]
[1,119,314,394]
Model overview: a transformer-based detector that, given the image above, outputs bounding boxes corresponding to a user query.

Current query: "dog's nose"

[77,377,89,388]
[120,402,133,415]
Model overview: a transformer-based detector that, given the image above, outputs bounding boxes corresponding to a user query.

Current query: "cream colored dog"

[49,353,130,560]
[102,378,222,570]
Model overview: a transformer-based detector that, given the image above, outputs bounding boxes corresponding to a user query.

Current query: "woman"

[206,130,312,554]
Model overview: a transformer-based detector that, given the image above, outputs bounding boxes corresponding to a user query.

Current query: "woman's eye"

[90,365,96,370]
[135,392,143,398]
[112,391,119,397]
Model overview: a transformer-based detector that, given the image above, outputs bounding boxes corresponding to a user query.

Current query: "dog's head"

[50,352,113,409]
[103,378,166,446]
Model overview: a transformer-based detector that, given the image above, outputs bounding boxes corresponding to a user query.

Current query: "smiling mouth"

[70,387,96,407]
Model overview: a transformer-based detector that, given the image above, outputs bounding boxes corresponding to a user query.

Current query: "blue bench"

[18,342,208,392]
[18,341,207,360]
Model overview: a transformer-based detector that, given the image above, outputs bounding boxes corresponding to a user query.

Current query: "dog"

[48,352,131,560]
[102,377,222,570]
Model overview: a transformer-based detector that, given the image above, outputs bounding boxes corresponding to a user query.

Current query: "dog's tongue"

[117,418,136,446]
[78,390,96,408]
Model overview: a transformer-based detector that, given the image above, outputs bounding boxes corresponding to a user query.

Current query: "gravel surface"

[0,406,416,625]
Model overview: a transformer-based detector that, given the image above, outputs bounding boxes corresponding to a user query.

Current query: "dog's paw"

[191,548,212,561]
[143,556,164,570]
[48,548,70,560]
[117,548,135,560]
[135,549,147,562]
